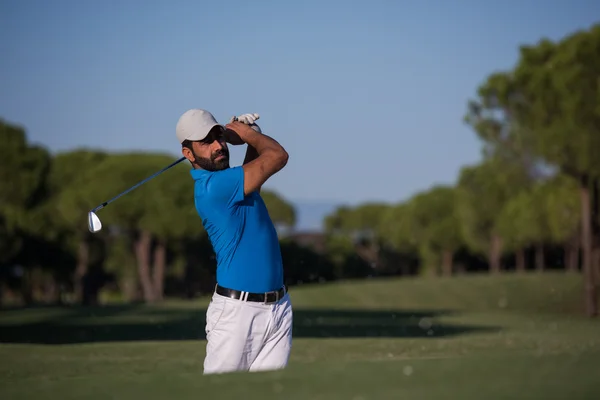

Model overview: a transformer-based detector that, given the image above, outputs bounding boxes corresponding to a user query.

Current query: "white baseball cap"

[176,109,223,143]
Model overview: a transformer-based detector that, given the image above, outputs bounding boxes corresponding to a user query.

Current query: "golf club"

[87,115,259,233]
[87,156,186,233]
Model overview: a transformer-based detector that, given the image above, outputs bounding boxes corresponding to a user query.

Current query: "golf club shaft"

[91,156,186,212]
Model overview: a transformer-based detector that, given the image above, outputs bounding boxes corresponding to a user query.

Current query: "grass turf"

[1,272,599,399]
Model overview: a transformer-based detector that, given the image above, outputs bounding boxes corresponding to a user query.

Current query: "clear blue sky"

[1,0,598,208]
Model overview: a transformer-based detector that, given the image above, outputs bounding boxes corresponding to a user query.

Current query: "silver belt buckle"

[263,290,276,304]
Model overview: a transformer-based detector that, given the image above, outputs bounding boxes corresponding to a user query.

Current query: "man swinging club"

[176,109,292,374]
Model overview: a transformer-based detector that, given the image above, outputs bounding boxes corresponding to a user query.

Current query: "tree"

[455,157,530,273]
[337,202,389,265]
[51,150,109,305]
[83,153,187,303]
[543,174,581,272]
[496,185,549,272]
[375,202,420,276]
[324,206,353,234]
[325,203,389,236]
[377,203,415,251]
[323,203,391,277]
[465,72,548,181]
[138,160,201,302]
[0,119,51,304]
[0,120,50,263]
[509,24,600,316]
[408,185,464,276]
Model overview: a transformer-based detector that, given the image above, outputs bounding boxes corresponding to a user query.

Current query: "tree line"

[323,23,600,317]
[1,24,599,316]
[0,119,371,307]
[0,127,314,306]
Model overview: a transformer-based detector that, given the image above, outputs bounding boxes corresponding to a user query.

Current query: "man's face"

[182,126,230,171]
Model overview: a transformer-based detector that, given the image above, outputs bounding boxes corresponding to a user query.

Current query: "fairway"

[1,273,599,399]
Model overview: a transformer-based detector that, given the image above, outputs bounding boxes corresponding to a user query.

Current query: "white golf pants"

[203,290,293,375]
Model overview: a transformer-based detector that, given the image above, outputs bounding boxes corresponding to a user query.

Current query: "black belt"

[215,284,286,304]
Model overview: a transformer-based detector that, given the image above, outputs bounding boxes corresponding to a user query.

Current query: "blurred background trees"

[1,24,599,317]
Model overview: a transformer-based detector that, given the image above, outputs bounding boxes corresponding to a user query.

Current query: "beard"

[192,148,230,171]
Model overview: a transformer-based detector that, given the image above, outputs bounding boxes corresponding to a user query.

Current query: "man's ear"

[182,147,195,163]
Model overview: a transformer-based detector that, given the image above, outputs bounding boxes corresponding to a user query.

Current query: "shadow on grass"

[0,305,500,345]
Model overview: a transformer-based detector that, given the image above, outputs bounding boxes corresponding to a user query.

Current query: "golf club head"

[88,211,102,233]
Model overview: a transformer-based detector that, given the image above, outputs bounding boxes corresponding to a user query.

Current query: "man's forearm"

[226,120,289,194]
[236,129,287,158]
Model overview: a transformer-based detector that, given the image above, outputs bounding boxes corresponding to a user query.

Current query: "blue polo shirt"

[190,166,284,293]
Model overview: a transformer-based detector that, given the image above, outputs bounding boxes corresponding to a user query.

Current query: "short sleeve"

[205,166,245,207]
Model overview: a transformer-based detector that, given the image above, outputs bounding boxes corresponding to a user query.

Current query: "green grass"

[1,272,599,399]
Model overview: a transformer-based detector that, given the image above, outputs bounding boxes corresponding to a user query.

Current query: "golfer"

[176,109,292,375]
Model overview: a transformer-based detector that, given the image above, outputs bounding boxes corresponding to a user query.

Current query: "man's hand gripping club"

[224,113,261,145]
[225,113,288,196]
